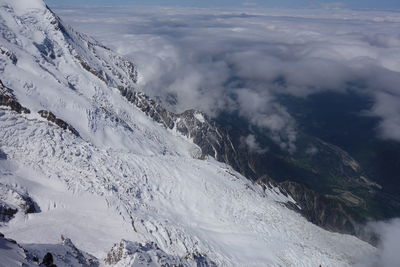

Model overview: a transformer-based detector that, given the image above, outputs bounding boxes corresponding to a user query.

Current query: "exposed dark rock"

[0,233,99,266]
[46,5,73,42]
[118,88,175,129]
[40,252,55,267]
[60,237,99,267]
[279,181,359,235]
[0,46,17,64]
[105,239,216,267]
[192,252,218,267]
[174,110,239,164]
[117,88,241,169]
[0,202,17,223]
[76,56,108,83]
[0,149,6,160]
[34,38,56,60]
[0,79,30,114]
[0,234,33,265]
[38,110,79,137]
[26,236,99,267]
[0,183,40,223]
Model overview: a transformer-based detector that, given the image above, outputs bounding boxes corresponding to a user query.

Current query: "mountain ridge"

[0,0,376,265]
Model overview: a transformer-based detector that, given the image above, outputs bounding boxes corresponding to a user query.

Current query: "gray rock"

[0,79,30,114]
[38,110,80,137]
[0,183,40,223]
[0,149,6,160]
[105,239,216,267]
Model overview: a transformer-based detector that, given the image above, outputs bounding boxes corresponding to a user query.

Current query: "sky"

[47,0,400,10]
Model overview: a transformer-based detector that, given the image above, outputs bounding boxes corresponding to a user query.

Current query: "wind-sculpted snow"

[0,0,376,266]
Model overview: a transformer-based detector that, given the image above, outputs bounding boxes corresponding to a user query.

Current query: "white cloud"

[57,6,400,145]
[306,145,318,155]
[357,219,400,267]
[242,134,268,154]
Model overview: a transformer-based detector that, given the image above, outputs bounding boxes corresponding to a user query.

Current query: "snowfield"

[0,0,376,266]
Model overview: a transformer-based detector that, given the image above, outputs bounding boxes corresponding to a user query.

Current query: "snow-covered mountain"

[0,0,376,266]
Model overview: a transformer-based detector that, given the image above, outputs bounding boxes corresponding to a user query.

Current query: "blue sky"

[46,0,400,10]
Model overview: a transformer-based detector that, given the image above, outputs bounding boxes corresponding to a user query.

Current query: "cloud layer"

[357,219,400,267]
[57,6,400,148]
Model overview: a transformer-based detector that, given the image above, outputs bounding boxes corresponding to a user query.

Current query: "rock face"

[0,233,35,266]
[105,240,216,267]
[279,181,359,235]
[0,233,99,267]
[38,110,80,137]
[0,149,6,160]
[0,46,17,64]
[0,79,30,114]
[0,79,78,137]
[25,236,99,267]
[115,88,242,168]
[0,183,40,223]
[0,203,17,223]
[41,252,56,267]
[174,110,239,165]
[119,89,175,129]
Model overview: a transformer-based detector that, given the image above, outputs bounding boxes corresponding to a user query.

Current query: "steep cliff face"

[0,80,30,114]
[38,110,80,136]
[279,181,359,235]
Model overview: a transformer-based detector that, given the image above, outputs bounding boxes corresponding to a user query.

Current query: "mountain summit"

[0,0,375,265]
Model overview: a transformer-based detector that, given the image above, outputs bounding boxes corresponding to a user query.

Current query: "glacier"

[0,0,376,266]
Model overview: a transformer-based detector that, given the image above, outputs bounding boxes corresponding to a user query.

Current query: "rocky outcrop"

[0,234,99,267]
[0,183,40,223]
[105,239,216,267]
[116,87,245,171]
[119,89,175,129]
[279,181,359,235]
[38,110,80,137]
[76,56,108,83]
[0,202,17,223]
[41,252,56,267]
[174,110,240,165]
[25,236,99,267]
[0,233,37,266]
[0,79,79,137]
[0,79,30,114]
[0,46,17,64]
[0,149,6,160]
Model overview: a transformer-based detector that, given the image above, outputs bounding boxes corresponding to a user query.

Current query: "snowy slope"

[0,0,376,266]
